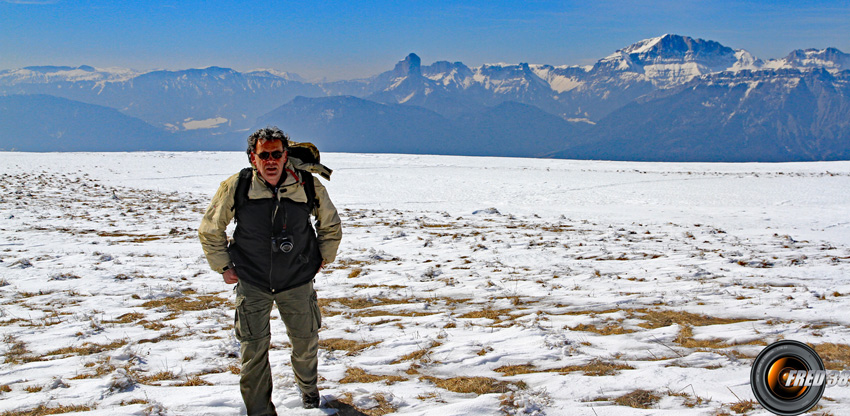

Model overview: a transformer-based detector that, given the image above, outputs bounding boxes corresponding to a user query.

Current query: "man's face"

[250,139,286,186]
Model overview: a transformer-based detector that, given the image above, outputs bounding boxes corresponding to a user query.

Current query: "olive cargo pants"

[234,280,321,416]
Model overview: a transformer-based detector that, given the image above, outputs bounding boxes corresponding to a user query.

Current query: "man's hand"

[222,268,238,284]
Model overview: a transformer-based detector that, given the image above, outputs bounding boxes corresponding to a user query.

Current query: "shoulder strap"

[231,167,254,213]
[299,169,317,213]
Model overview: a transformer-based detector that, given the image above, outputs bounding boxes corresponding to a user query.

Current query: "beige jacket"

[198,158,342,273]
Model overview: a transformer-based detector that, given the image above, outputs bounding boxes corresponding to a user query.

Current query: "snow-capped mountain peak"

[246,68,306,82]
[594,34,754,84]
[767,47,850,72]
[0,65,141,85]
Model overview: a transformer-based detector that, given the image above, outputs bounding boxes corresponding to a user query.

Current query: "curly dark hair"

[246,127,290,161]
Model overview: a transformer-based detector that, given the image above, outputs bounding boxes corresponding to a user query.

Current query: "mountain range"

[2,34,849,161]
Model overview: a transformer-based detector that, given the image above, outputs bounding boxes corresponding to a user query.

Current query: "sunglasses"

[256,150,284,160]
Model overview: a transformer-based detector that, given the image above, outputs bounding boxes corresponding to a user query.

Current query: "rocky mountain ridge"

[2,34,849,161]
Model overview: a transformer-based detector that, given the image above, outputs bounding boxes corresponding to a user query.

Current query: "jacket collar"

[247,160,308,203]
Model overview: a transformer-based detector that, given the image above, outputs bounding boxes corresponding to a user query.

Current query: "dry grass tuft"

[46,339,129,357]
[814,343,850,370]
[570,322,634,335]
[0,403,95,416]
[728,399,756,414]
[3,335,42,364]
[353,284,407,289]
[495,363,537,377]
[339,367,406,385]
[391,341,441,364]
[354,310,438,318]
[319,338,381,355]
[458,308,513,322]
[176,375,212,386]
[674,326,766,349]
[554,358,634,376]
[327,392,397,416]
[634,309,750,329]
[103,312,145,324]
[421,376,525,394]
[675,326,729,349]
[497,359,633,377]
[140,294,228,312]
[614,389,660,409]
[136,370,177,385]
[70,357,116,380]
[322,297,409,309]
[120,398,150,406]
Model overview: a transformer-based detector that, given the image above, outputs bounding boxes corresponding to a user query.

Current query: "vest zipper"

[269,187,280,292]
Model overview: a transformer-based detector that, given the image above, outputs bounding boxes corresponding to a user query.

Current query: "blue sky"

[2,0,849,81]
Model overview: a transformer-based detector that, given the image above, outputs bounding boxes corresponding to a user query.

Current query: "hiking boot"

[302,391,320,409]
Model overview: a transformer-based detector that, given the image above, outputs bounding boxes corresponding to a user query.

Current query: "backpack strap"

[231,167,254,213]
[299,169,317,214]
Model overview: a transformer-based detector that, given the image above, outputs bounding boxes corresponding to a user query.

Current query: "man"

[199,127,342,414]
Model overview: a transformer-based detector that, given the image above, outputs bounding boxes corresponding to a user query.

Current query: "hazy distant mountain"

[0,66,325,134]
[550,68,850,162]
[258,96,581,157]
[0,94,173,151]
[257,95,456,154]
[2,34,849,161]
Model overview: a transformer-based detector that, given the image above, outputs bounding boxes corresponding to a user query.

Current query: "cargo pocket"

[234,293,251,342]
[310,290,322,332]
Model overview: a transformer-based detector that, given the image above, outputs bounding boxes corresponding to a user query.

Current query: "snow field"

[1,153,850,415]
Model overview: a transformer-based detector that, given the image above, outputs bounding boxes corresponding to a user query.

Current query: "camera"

[272,234,294,253]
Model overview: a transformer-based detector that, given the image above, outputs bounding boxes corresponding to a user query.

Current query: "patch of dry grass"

[457,308,513,323]
[46,339,129,357]
[634,309,750,329]
[135,370,177,385]
[3,335,42,364]
[0,404,95,416]
[353,310,438,318]
[319,338,381,355]
[421,376,526,394]
[176,375,213,386]
[103,312,144,324]
[494,364,538,377]
[496,358,634,377]
[327,392,397,416]
[339,367,406,385]
[324,297,414,309]
[814,343,850,370]
[570,322,634,335]
[353,284,407,290]
[614,389,660,409]
[70,357,116,380]
[728,399,756,414]
[551,359,634,376]
[391,342,442,364]
[138,328,181,344]
[140,294,228,313]
[674,326,766,349]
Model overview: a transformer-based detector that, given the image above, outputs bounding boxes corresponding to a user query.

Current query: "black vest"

[228,174,322,293]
